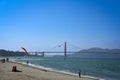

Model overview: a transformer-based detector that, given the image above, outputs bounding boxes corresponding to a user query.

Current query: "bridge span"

[27,42,80,57]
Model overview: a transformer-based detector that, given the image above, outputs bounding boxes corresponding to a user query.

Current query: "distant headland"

[78,47,120,53]
[0,49,25,56]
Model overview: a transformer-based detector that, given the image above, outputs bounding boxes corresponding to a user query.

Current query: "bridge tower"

[42,52,44,57]
[64,42,67,57]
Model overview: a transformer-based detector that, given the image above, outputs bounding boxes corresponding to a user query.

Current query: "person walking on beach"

[27,61,29,64]
[79,69,81,78]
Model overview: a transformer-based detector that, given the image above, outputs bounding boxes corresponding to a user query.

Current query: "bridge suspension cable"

[66,42,81,51]
[44,43,64,52]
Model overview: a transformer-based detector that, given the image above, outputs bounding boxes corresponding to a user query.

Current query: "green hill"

[0,49,25,56]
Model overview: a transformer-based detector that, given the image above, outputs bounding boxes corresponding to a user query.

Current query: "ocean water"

[13,56,120,80]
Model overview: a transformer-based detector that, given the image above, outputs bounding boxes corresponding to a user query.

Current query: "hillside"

[79,48,120,53]
[0,49,25,56]
[68,48,120,58]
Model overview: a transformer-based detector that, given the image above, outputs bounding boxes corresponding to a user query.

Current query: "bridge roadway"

[28,51,81,54]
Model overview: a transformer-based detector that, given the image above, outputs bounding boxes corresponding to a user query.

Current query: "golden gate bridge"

[28,42,80,57]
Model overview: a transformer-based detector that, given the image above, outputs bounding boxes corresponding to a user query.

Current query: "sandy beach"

[0,59,96,80]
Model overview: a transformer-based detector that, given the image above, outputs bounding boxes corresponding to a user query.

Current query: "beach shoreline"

[16,61,100,80]
[0,58,97,80]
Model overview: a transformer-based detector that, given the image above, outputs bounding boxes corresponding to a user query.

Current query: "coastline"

[0,58,97,80]
[16,61,100,80]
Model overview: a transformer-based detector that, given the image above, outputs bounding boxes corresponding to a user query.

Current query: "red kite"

[21,47,29,55]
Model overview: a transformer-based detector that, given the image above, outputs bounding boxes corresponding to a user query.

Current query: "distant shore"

[0,58,97,80]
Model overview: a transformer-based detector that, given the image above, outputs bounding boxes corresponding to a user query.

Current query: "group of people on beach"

[0,58,9,63]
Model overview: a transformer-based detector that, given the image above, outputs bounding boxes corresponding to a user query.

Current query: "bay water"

[14,55,120,80]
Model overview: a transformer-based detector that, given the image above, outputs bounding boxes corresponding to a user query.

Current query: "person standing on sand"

[1,58,5,63]
[79,69,81,78]
[27,61,29,64]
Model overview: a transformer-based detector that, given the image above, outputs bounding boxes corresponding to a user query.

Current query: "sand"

[0,59,97,80]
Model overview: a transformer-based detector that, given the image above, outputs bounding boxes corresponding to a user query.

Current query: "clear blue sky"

[0,0,120,52]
